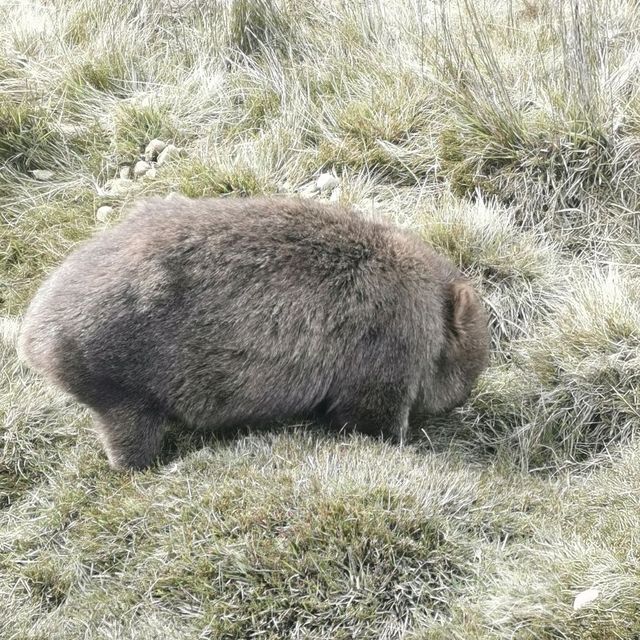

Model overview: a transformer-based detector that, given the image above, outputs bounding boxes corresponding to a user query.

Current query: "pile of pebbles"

[96,142,343,222]
[101,138,184,196]
[97,139,184,221]
[281,172,342,202]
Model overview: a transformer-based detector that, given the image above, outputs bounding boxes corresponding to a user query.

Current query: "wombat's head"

[424,279,490,414]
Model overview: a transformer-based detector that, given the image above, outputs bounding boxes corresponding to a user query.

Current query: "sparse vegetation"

[2,0,640,637]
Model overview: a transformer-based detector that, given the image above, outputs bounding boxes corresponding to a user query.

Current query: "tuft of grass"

[0,190,97,314]
[454,270,640,466]
[317,69,436,182]
[165,158,278,198]
[417,196,565,351]
[431,0,640,246]
[0,98,61,171]
[113,103,180,164]
[63,51,146,98]
[519,271,640,457]
[227,0,295,57]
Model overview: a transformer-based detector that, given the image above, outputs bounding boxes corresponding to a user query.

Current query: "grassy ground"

[2,0,640,637]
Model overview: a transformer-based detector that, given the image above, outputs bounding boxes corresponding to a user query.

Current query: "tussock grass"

[2,0,640,637]
[0,98,62,171]
[432,0,640,248]
[157,157,279,199]
[113,102,180,162]
[419,196,565,350]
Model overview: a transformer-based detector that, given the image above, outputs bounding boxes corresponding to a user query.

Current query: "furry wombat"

[18,196,489,470]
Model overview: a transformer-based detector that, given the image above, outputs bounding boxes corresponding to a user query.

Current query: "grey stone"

[316,172,339,193]
[156,144,183,167]
[144,139,167,162]
[96,206,114,222]
[133,160,152,178]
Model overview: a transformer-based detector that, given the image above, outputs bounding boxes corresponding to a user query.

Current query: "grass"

[2,0,640,637]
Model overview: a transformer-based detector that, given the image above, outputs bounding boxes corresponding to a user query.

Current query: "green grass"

[2,0,640,637]
[0,98,62,171]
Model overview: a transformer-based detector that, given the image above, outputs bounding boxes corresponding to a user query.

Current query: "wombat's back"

[19,197,453,418]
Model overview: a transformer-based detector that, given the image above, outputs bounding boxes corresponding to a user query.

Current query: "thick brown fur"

[18,196,489,470]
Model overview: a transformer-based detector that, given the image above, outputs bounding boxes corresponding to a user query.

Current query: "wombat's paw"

[106,449,155,472]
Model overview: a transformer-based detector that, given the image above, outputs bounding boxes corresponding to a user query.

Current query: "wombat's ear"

[449,280,477,336]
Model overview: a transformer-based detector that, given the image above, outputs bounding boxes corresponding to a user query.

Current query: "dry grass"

[2,0,640,637]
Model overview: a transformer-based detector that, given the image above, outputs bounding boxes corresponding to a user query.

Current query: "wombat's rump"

[18,196,489,469]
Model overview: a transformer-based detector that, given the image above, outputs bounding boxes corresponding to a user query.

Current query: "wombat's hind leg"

[92,401,168,471]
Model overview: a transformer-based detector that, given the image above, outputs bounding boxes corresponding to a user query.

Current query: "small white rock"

[316,172,339,193]
[144,138,167,162]
[276,181,292,194]
[31,169,54,181]
[573,588,600,610]
[164,191,181,201]
[119,166,131,180]
[102,178,133,196]
[329,186,342,203]
[298,183,317,199]
[96,205,114,222]
[133,160,152,178]
[298,188,318,198]
[156,144,183,167]
[143,168,157,180]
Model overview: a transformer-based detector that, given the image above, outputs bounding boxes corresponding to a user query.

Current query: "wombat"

[18,196,489,470]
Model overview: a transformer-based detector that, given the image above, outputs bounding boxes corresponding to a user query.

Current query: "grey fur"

[18,196,489,470]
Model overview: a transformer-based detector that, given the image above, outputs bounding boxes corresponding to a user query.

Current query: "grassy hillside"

[2,0,640,637]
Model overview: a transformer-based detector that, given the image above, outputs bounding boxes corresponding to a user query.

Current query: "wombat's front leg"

[92,401,168,471]
[326,383,415,444]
